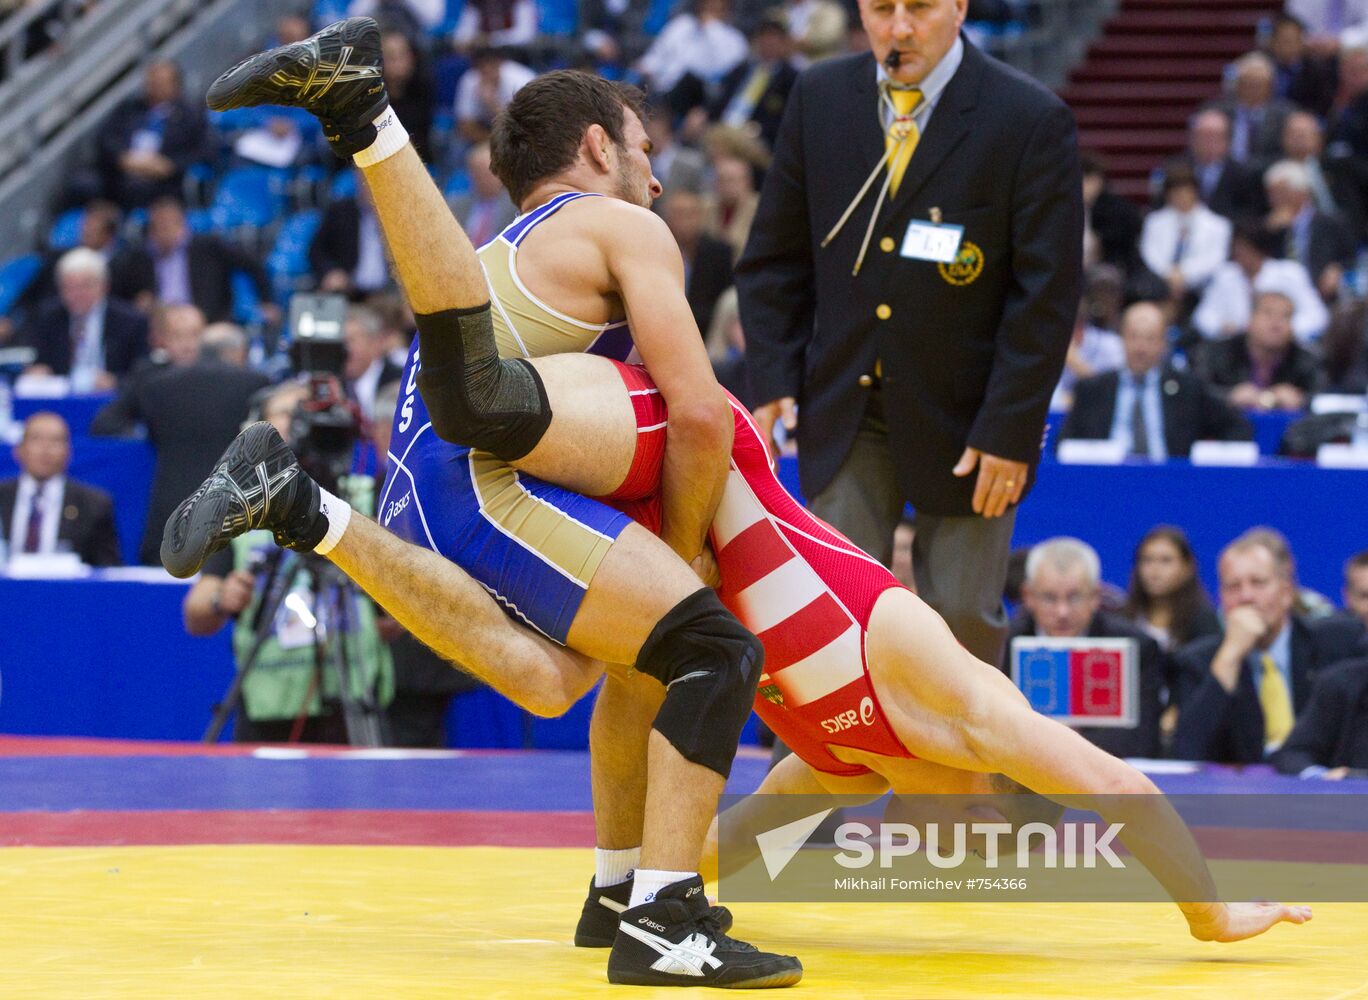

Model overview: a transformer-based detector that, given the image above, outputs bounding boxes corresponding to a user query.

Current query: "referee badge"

[938,241,984,286]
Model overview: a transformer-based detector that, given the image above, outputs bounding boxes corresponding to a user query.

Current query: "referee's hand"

[753,397,797,464]
[953,447,1027,519]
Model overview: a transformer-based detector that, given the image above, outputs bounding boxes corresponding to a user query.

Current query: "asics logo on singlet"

[821,697,876,734]
[383,491,411,525]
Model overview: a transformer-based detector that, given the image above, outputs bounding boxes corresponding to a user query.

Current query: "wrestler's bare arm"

[595,203,733,564]
[865,588,1311,943]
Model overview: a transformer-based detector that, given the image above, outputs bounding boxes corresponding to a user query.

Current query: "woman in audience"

[1123,526,1221,653]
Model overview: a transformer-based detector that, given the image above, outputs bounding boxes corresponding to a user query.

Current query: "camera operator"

[182,380,394,743]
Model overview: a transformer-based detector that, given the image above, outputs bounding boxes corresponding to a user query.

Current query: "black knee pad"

[414,303,552,460]
[634,588,764,778]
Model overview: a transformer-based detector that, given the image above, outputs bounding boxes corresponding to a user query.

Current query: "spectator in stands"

[1207,51,1295,172]
[370,379,481,746]
[90,303,211,435]
[381,29,434,163]
[446,142,516,249]
[121,197,278,326]
[366,290,416,369]
[1286,0,1368,54]
[452,0,538,51]
[662,189,733,338]
[1327,40,1368,160]
[1268,14,1339,118]
[0,411,120,567]
[1192,220,1328,342]
[91,61,206,210]
[18,247,147,390]
[1343,550,1368,631]
[1201,290,1320,410]
[646,104,707,196]
[11,201,142,332]
[1006,537,1163,759]
[343,305,402,422]
[636,0,749,120]
[1050,294,1123,413]
[454,46,536,145]
[1173,528,1338,763]
[1274,654,1368,778]
[310,178,394,299]
[1123,526,1221,653]
[704,154,759,261]
[1321,300,1368,392]
[183,380,393,744]
[705,16,799,153]
[784,0,847,63]
[1060,300,1252,458]
[1280,110,1363,234]
[1081,152,1143,277]
[1264,159,1357,301]
[1139,166,1233,307]
[703,286,752,410]
[1171,109,1265,220]
[91,304,268,564]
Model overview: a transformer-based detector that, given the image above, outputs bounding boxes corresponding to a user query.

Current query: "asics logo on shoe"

[620,925,722,978]
[638,917,667,933]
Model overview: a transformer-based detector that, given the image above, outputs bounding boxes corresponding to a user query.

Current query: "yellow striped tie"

[885,88,922,196]
[1259,654,1294,747]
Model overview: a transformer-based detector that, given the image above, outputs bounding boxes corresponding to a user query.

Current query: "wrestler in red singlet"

[603,362,915,777]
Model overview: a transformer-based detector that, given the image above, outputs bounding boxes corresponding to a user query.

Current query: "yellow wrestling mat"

[2,845,1365,1000]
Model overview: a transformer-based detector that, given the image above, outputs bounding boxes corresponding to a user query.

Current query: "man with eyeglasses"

[1006,536,1163,758]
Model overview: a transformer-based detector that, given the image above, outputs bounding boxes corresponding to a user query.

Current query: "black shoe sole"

[606,962,803,989]
[206,16,385,121]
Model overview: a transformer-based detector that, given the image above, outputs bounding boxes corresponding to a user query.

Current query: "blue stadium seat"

[210,166,289,230]
[185,208,215,234]
[311,0,350,28]
[328,170,358,201]
[230,270,263,326]
[538,0,578,36]
[266,209,323,301]
[0,253,42,316]
[435,0,465,36]
[48,208,84,251]
[443,168,470,198]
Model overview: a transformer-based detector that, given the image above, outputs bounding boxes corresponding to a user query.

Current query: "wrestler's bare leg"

[357,144,726,873]
[861,586,1311,942]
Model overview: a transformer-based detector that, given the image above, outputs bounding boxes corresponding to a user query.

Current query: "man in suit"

[342,305,403,423]
[310,177,393,298]
[1201,290,1321,411]
[1139,166,1233,309]
[115,197,277,326]
[1060,300,1252,459]
[1274,655,1368,778]
[707,16,800,153]
[1,412,120,566]
[1005,537,1162,759]
[1264,159,1357,300]
[1173,528,1336,763]
[18,247,148,390]
[646,104,708,198]
[1081,151,1143,276]
[1269,15,1339,119]
[1206,52,1296,174]
[446,143,518,250]
[736,0,1082,665]
[1171,109,1266,220]
[662,189,734,336]
[1344,549,1368,631]
[90,303,269,564]
[93,61,206,210]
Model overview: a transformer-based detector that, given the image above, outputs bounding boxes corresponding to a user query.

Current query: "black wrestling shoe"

[606,876,800,988]
[206,16,388,158]
[160,422,327,579]
[574,875,734,948]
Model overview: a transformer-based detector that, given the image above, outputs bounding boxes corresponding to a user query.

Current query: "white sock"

[352,106,409,168]
[312,486,353,556]
[629,868,696,908]
[595,846,640,888]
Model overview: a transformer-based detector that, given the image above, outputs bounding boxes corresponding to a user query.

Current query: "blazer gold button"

[858,374,873,387]
[876,304,891,320]
[879,237,895,252]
